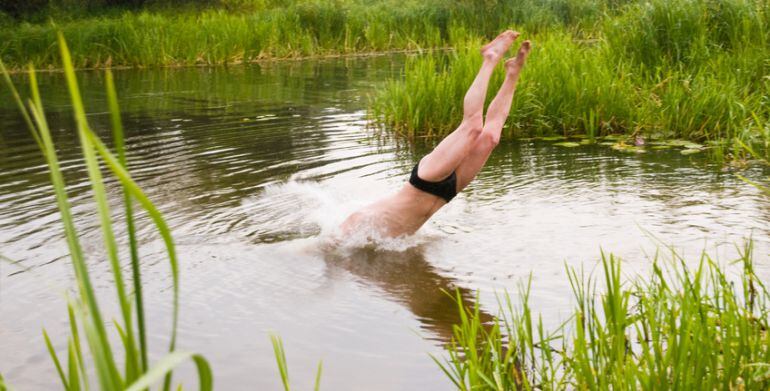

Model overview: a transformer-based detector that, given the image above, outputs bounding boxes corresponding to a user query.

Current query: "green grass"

[371,0,770,147]
[0,34,212,390]
[438,244,770,389]
[271,335,323,391]
[0,0,632,70]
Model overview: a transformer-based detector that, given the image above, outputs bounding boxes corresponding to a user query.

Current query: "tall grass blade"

[66,302,89,391]
[67,340,81,391]
[0,61,40,149]
[124,352,213,391]
[84,125,181,352]
[0,372,10,391]
[313,361,323,391]
[2,32,212,391]
[738,176,770,196]
[271,335,290,391]
[106,69,148,374]
[42,330,69,390]
[439,244,770,389]
[22,72,122,391]
[57,33,142,384]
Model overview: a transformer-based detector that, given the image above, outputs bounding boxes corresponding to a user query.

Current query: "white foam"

[241,179,439,252]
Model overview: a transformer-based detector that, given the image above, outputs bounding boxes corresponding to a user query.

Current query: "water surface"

[1,57,768,390]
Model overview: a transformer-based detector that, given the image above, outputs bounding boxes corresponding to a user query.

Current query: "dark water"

[1,57,769,390]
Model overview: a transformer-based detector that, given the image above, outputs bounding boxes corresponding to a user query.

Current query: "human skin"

[340,31,532,238]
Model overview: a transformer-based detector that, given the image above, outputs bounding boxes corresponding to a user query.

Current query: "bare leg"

[416,31,519,182]
[456,40,532,191]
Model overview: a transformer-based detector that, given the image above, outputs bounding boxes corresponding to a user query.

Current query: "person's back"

[340,183,446,237]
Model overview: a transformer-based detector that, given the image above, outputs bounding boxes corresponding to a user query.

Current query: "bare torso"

[339,184,447,237]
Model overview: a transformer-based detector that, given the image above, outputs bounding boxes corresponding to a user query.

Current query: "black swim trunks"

[408,163,457,203]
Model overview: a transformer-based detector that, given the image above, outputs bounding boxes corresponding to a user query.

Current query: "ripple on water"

[1,59,769,389]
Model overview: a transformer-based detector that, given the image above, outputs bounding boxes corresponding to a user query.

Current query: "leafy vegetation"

[5,0,767,146]
[0,0,638,70]
[0,34,212,390]
[439,244,770,389]
[372,0,770,146]
[2,1,769,389]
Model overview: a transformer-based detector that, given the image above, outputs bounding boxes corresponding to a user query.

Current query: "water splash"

[242,178,437,251]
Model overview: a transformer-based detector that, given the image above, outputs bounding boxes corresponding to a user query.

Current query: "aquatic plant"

[371,31,638,139]
[439,245,770,389]
[0,34,212,390]
[734,114,770,195]
[371,0,770,145]
[271,335,323,391]
[0,0,633,70]
[604,0,768,69]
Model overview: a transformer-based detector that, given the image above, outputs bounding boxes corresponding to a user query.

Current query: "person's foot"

[504,40,532,76]
[481,30,519,62]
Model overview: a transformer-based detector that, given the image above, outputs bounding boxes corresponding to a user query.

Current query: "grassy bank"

[371,0,770,147]
[440,245,770,389]
[0,0,631,70]
[5,0,767,147]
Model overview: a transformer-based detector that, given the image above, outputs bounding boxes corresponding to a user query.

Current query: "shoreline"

[2,47,456,74]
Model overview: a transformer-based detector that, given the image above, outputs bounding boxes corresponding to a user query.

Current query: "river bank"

[370,0,769,149]
[4,0,768,149]
[0,0,613,70]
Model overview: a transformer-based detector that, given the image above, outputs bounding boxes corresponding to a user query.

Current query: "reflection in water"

[0,56,768,389]
[323,245,493,342]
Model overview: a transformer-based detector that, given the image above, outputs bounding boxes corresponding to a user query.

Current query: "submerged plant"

[439,246,770,389]
[0,34,212,390]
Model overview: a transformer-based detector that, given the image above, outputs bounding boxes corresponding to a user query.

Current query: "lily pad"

[682,142,704,149]
[664,139,691,146]
[651,145,672,150]
[580,139,595,145]
[602,134,626,141]
[554,142,581,148]
[599,142,616,146]
[611,143,645,153]
[542,136,567,141]
[681,148,702,155]
[649,132,674,140]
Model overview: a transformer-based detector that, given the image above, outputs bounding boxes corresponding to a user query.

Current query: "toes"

[482,31,520,56]
[504,41,532,71]
[520,40,532,52]
[516,40,532,59]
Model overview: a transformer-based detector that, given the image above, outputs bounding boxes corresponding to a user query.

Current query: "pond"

[1,56,769,389]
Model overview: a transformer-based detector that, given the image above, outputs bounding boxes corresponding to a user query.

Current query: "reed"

[0,34,212,390]
[604,0,768,69]
[0,0,633,70]
[371,31,640,139]
[735,116,770,195]
[270,335,323,391]
[439,244,770,389]
[371,0,770,145]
